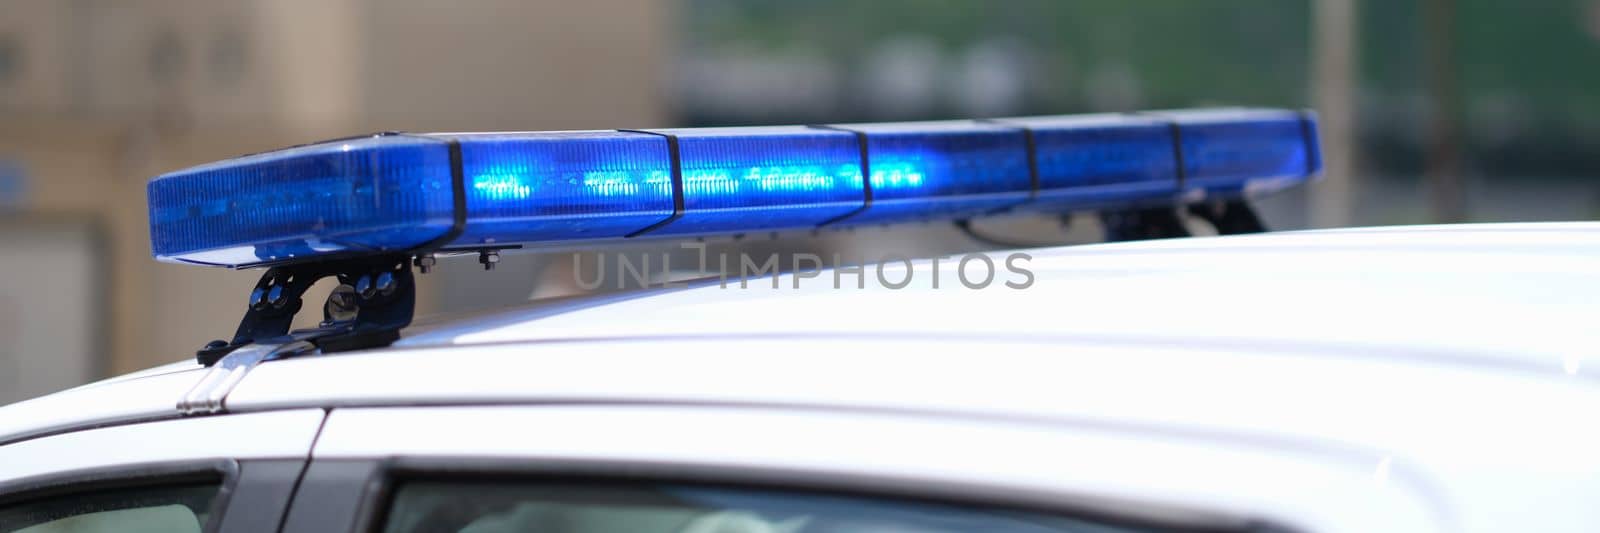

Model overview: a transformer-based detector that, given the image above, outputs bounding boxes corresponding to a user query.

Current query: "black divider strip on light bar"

[414,134,469,252]
[617,129,687,238]
[1169,121,1188,193]
[1126,112,1188,195]
[807,124,874,228]
[1295,109,1320,177]
[1019,125,1041,202]
[975,119,1042,214]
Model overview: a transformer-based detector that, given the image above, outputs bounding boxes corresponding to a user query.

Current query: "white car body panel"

[0,409,323,482]
[2,222,1598,532]
[400,223,1600,379]
[229,337,1600,533]
[0,367,204,445]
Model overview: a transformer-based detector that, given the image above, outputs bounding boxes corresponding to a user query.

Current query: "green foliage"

[684,0,1311,110]
[684,0,1600,175]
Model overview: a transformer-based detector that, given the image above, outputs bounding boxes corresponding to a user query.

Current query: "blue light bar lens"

[147,109,1321,267]
[835,121,1032,224]
[448,131,674,245]
[648,126,864,235]
[996,114,1179,210]
[1160,109,1321,196]
[148,134,455,266]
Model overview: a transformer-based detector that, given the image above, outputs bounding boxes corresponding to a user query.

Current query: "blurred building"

[0,0,671,394]
[3,0,1598,400]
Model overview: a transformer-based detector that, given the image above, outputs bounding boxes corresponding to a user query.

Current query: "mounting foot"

[196,254,416,366]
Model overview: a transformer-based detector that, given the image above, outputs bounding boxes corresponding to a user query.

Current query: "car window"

[381,480,1185,533]
[0,483,217,533]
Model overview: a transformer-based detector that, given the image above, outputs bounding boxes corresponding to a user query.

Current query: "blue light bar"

[1155,109,1322,197]
[991,114,1179,211]
[148,109,1321,267]
[448,131,674,245]
[644,126,864,235]
[147,134,456,266]
[830,121,1032,224]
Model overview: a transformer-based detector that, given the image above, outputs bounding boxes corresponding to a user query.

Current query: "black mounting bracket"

[1101,199,1267,242]
[1100,206,1192,242]
[1188,198,1267,235]
[196,254,416,366]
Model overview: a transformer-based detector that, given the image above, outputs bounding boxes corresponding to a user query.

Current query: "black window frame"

[283,457,1295,533]
[0,457,309,533]
[0,459,236,533]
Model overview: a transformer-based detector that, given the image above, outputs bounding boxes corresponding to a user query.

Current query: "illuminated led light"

[869,162,926,189]
[581,170,654,197]
[449,130,674,245]
[646,126,865,235]
[471,173,533,201]
[830,121,1031,224]
[679,165,857,196]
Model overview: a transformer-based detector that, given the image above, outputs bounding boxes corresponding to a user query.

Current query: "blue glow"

[147,134,456,267]
[451,131,674,245]
[469,164,671,202]
[834,121,1031,225]
[472,173,533,200]
[648,126,864,235]
[582,169,669,197]
[681,164,860,196]
[997,114,1180,211]
[1158,109,1321,196]
[869,162,926,189]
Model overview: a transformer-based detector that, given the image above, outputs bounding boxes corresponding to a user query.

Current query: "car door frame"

[0,409,327,533]
[282,404,1449,533]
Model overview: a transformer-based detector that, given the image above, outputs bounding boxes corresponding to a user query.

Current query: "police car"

[3,109,1595,533]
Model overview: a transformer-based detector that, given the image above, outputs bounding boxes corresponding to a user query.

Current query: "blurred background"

[0,0,1596,399]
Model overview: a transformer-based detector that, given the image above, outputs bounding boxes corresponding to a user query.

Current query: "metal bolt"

[415,254,437,274]
[479,250,500,271]
[203,339,229,351]
[267,285,287,308]
[355,275,376,299]
[325,284,359,322]
[375,271,397,296]
[248,287,268,309]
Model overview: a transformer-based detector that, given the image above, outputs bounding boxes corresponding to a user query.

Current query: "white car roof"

[5,222,1599,475]
[395,221,1598,376]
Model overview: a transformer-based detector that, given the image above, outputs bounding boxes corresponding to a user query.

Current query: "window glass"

[382,480,1189,533]
[0,483,217,533]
